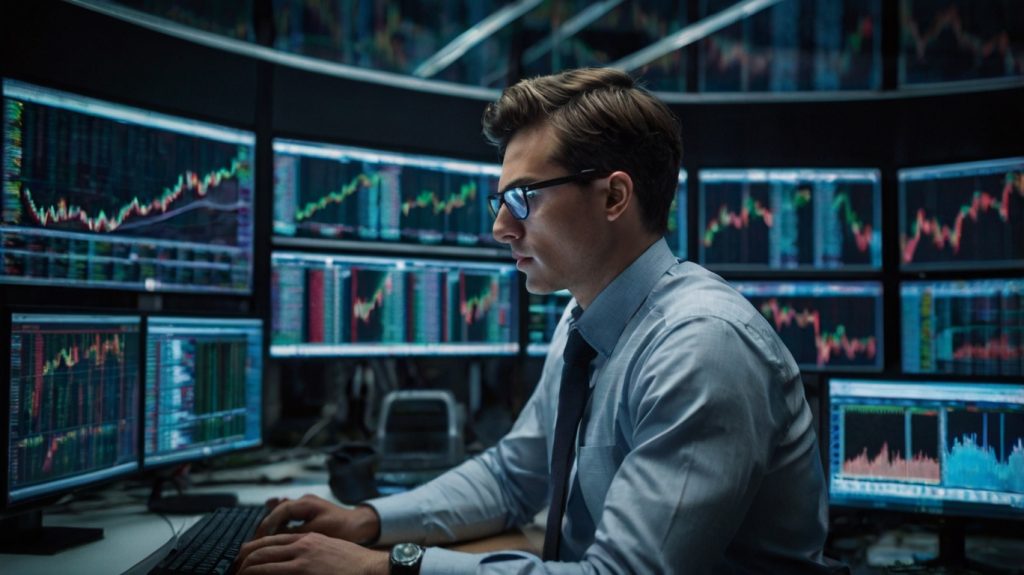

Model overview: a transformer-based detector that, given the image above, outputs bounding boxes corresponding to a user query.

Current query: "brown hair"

[481,68,683,234]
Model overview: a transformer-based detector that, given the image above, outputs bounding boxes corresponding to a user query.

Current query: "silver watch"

[389,542,424,575]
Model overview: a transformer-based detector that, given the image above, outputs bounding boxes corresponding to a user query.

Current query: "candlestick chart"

[899,158,1024,271]
[526,290,574,356]
[735,281,883,371]
[1,80,254,294]
[7,314,140,502]
[700,169,880,270]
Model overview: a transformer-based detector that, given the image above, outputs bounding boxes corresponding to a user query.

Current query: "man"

[237,68,832,574]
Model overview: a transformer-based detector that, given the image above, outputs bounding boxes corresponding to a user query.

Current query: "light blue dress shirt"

[368,239,830,574]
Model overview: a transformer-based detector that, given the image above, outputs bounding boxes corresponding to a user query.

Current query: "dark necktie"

[543,328,597,561]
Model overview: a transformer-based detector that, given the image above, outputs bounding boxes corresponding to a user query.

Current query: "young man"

[237,68,833,574]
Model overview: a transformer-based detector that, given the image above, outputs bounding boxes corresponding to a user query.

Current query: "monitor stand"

[146,476,238,515]
[0,510,103,555]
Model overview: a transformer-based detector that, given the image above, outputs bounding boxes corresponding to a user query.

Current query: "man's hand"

[255,494,381,544]
[235,533,389,575]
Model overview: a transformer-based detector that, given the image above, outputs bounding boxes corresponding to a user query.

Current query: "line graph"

[273,140,501,247]
[900,161,1024,269]
[21,153,249,233]
[737,281,883,371]
[2,80,255,293]
[900,0,1024,84]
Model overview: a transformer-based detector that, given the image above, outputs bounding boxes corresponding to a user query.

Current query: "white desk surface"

[1,459,338,575]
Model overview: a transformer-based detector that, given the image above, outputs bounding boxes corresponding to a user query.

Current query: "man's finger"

[236,533,303,570]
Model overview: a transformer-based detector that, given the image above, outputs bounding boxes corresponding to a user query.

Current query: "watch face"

[391,542,423,565]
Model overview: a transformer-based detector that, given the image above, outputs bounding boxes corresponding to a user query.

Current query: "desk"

[0,458,539,574]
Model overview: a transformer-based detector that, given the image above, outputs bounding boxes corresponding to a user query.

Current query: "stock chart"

[699,0,881,91]
[1,80,255,293]
[526,290,574,357]
[700,169,881,270]
[735,281,883,371]
[273,139,501,247]
[900,0,1024,85]
[902,279,1024,376]
[899,158,1024,271]
[7,314,140,502]
[270,252,519,356]
[829,380,1024,518]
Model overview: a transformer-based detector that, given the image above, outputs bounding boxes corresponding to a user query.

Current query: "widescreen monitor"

[700,169,881,271]
[143,317,263,469]
[733,281,883,372]
[828,378,1024,521]
[899,0,1024,87]
[271,252,519,357]
[273,139,501,248]
[1,79,255,293]
[899,157,1024,272]
[6,313,140,506]
[901,278,1023,376]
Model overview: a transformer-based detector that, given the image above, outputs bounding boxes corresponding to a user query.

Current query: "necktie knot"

[563,329,597,366]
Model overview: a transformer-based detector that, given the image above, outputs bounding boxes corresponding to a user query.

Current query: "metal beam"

[608,0,783,72]
[413,0,545,79]
[520,0,626,67]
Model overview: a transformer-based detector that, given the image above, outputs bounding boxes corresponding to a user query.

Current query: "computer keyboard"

[149,505,267,574]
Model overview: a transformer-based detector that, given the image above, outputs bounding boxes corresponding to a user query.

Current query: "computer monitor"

[700,168,881,271]
[142,317,263,469]
[3,312,141,553]
[899,1,1024,86]
[901,278,1024,376]
[142,316,262,514]
[1,79,255,293]
[827,378,1024,561]
[270,252,519,357]
[273,138,501,248]
[526,290,573,357]
[699,0,881,91]
[899,157,1024,271]
[733,281,883,372]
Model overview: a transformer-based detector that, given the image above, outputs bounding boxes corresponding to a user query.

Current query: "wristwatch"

[389,542,424,575]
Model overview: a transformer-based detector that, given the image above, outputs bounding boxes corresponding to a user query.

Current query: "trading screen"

[7,313,140,503]
[1,79,255,293]
[901,278,1024,376]
[273,139,501,247]
[271,252,519,357]
[899,157,1024,271]
[143,317,263,468]
[734,281,883,371]
[700,169,881,270]
[829,378,1024,519]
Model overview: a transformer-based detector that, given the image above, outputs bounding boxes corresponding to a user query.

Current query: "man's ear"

[605,171,633,222]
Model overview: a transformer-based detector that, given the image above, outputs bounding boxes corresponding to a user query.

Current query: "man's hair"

[481,68,683,234]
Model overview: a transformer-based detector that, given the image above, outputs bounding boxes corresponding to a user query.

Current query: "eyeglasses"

[487,169,610,220]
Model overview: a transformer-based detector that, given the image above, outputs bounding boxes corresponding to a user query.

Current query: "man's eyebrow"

[497,177,535,195]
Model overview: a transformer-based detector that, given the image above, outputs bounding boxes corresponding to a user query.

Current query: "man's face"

[492,124,609,297]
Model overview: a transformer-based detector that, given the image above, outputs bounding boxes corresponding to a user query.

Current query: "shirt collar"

[570,238,678,358]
